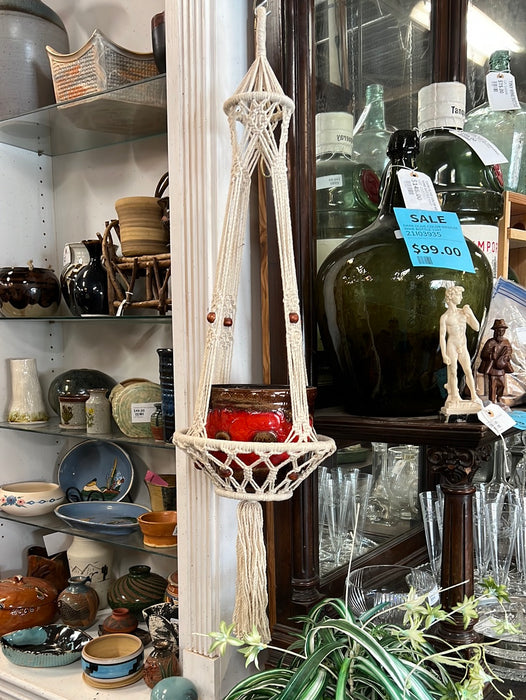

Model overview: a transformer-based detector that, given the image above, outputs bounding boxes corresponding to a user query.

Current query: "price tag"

[43,532,71,556]
[477,403,516,435]
[316,174,343,190]
[453,130,508,165]
[397,169,441,211]
[130,402,157,423]
[486,71,521,111]
[393,208,475,272]
[508,410,526,431]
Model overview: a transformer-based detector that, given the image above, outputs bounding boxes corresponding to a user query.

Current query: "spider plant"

[209,578,516,700]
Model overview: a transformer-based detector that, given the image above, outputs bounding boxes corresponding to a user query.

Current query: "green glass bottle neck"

[489,52,511,73]
[378,164,415,214]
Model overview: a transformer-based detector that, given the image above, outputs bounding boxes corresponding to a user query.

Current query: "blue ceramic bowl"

[58,439,134,503]
[1,625,91,667]
[81,633,143,681]
[54,501,150,535]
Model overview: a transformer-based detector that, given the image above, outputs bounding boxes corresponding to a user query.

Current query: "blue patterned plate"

[54,501,150,535]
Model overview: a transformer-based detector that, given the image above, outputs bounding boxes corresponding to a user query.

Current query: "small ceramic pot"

[115,196,168,256]
[59,392,88,429]
[108,565,167,617]
[81,633,144,682]
[101,608,138,635]
[0,265,61,317]
[85,388,112,434]
[57,576,99,629]
[138,511,177,548]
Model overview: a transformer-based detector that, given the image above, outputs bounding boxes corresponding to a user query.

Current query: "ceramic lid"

[0,1,66,32]
[0,575,58,609]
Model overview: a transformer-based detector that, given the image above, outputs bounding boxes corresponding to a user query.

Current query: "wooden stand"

[102,220,171,315]
[497,191,526,284]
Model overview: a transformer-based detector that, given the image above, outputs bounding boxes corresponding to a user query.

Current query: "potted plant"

[209,577,516,700]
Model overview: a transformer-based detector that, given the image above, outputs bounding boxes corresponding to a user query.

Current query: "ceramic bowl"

[0,481,65,517]
[138,510,177,548]
[81,633,144,682]
[1,624,91,667]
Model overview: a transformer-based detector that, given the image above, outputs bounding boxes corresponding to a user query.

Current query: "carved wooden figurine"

[478,319,513,403]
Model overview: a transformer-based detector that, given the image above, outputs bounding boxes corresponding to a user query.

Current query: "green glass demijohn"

[315,111,380,269]
[416,81,504,278]
[465,50,526,194]
[316,129,493,417]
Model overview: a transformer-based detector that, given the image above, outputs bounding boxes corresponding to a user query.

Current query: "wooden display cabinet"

[497,191,526,284]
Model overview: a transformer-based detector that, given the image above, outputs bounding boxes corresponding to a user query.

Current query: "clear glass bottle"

[465,50,526,194]
[416,81,504,278]
[352,84,396,179]
[366,442,392,524]
[315,111,380,269]
[316,129,493,416]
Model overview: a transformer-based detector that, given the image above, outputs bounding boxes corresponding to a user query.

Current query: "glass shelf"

[0,509,177,560]
[0,313,171,323]
[0,417,175,450]
[0,74,167,156]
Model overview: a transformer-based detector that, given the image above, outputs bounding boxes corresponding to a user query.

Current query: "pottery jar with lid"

[0,0,69,119]
[0,263,61,318]
[0,575,58,636]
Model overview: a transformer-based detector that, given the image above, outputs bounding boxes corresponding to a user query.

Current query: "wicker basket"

[46,29,159,103]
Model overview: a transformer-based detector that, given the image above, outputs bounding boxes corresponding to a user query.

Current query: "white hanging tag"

[453,130,508,165]
[397,169,441,211]
[486,72,521,111]
[477,402,516,435]
[44,531,72,556]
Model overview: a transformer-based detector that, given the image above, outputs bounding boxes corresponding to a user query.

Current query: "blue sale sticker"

[394,208,475,273]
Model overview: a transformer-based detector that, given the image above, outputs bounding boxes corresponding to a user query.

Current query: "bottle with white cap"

[315,111,380,269]
[352,84,396,179]
[416,81,504,277]
[465,50,526,194]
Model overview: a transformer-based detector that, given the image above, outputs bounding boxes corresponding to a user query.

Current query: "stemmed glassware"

[419,490,443,583]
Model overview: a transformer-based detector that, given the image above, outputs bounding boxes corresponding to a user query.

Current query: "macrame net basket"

[173,6,336,643]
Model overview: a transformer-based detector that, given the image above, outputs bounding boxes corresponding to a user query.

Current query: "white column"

[167,1,252,698]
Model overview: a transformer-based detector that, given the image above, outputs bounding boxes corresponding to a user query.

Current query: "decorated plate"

[58,439,133,503]
[110,380,162,438]
[54,502,150,535]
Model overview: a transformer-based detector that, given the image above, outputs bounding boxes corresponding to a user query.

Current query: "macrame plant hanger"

[173,3,336,644]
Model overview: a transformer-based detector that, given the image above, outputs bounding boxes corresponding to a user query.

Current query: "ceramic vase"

[59,392,88,429]
[60,242,88,316]
[143,639,180,689]
[150,402,164,441]
[101,607,138,635]
[157,348,175,442]
[108,565,168,617]
[71,238,109,316]
[57,576,99,629]
[85,388,112,435]
[8,358,48,424]
[66,536,114,608]
[151,11,166,74]
[0,265,61,318]
[0,0,69,119]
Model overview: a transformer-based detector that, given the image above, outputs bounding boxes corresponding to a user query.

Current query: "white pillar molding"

[166,1,250,698]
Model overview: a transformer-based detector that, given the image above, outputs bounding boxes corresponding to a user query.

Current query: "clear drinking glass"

[419,490,442,583]
[485,500,520,587]
[388,445,419,521]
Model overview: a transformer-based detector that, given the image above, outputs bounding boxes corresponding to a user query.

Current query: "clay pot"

[101,607,138,635]
[115,196,168,256]
[57,576,99,629]
[0,575,58,636]
[108,565,167,617]
[0,265,61,317]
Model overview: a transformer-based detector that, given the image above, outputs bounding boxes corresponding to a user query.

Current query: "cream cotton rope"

[173,5,336,643]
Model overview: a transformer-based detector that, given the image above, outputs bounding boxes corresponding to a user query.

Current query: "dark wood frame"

[259,0,498,649]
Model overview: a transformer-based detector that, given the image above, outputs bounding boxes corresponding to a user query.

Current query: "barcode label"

[416,255,433,265]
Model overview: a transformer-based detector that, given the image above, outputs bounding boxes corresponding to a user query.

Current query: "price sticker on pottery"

[394,208,475,273]
[131,402,157,423]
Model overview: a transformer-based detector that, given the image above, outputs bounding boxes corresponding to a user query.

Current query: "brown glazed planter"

[205,384,317,482]
[0,265,61,317]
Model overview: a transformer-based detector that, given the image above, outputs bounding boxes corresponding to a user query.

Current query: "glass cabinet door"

[261,0,526,645]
